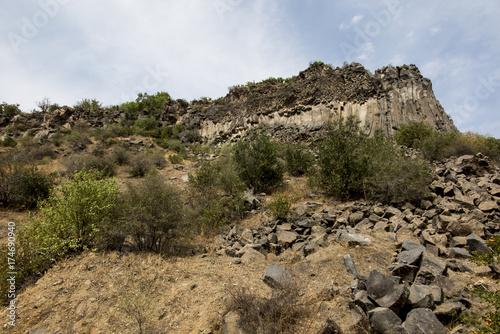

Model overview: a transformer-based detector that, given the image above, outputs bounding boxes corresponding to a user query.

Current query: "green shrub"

[23,169,118,258]
[460,234,499,333]
[128,152,165,177]
[1,136,17,147]
[316,116,369,199]
[0,102,21,117]
[395,122,433,148]
[66,128,92,150]
[107,123,134,137]
[233,132,284,193]
[111,146,131,165]
[283,143,314,176]
[134,117,159,133]
[267,195,293,220]
[169,154,183,164]
[166,139,186,154]
[419,131,473,161]
[74,98,101,112]
[116,174,184,252]
[66,154,116,177]
[364,135,433,204]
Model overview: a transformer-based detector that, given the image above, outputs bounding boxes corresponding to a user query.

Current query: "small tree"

[117,174,184,252]
[36,97,51,112]
[316,116,369,199]
[233,131,284,193]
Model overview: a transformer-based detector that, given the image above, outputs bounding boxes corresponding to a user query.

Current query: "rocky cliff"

[184,62,457,142]
[0,62,457,143]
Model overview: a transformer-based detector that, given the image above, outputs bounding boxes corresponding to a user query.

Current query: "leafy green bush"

[128,151,165,177]
[0,152,54,209]
[0,102,21,117]
[23,169,118,258]
[395,122,433,148]
[134,117,159,134]
[189,154,247,234]
[169,154,183,164]
[460,234,499,333]
[111,146,131,166]
[66,154,116,177]
[1,136,17,147]
[267,195,293,220]
[74,98,101,112]
[364,135,433,204]
[116,174,184,252]
[316,116,369,199]
[283,143,314,176]
[233,132,284,193]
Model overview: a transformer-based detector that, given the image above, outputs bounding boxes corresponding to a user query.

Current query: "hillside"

[0,63,499,334]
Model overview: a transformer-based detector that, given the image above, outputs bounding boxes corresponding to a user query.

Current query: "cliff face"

[0,63,457,143]
[183,63,456,142]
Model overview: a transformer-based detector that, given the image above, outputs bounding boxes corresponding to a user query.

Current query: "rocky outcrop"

[182,63,457,142]
[1,63,457,145]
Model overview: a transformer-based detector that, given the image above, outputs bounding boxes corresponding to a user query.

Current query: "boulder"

[343,254,359,278]
[277,230,298,245]
[262,263,293,289]
[406,284,435,310]
[415,251,447,285]
[402,308,447,334]
[366,270,409,314]
[368,307,404,334]
[336,228,371,246]
[466,233,492,253]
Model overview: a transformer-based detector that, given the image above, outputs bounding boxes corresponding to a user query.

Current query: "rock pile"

[216,153,499,332]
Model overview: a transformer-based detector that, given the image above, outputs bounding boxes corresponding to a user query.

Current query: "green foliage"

[168,154,183,164]
[233,132,284,193]
[316,116,369,199]
[267,194,293,220]
[24,169,119,258]
[128,151,165,177]
[121,92,171,118]
[283,143,314,176]
[0,102,21,117]
[111,146,131,165]
[74,98,101,112]
[364,134,433,204]
[66,154,116,177]
[316,117,433,204]
[116,174,184,252]
[134,117,159,133]
[1,136,17,147]
[107,123,134,137]
[189,154,247,234]
[308,60,333,70]
[460,235,500,333]
[395,122,433,148]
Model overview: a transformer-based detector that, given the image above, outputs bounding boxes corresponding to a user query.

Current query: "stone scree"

[216,153,499,332]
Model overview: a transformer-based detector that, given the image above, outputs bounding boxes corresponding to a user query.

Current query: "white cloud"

[351,15,364,25]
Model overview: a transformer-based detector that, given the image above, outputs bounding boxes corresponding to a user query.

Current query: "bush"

[460,234,499,333]
[0,153,54,209]
[364,135,433,204]
[1,136,17,147]
[128,151,165,177]
[116,174,184,252]
[283,143,314,176]
[395,122,433,148]
[316,116,369,199]
[226,283,308,334]
[189,154,248,234]
[233,132,284,193]
[267,194,293,220]
[134,117,159,133]
[20,169,118,265]
[66,154,116,177]
[169,154,183,164]
[111,146,131,165]
[74,98,101,112]
[0,102,21,117]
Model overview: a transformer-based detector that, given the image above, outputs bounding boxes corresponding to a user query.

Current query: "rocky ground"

[0,153,498,333]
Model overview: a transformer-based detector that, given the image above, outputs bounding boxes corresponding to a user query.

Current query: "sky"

[1,0,499,137]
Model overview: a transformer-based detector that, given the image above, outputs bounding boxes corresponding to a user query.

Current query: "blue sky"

[1,0,499,137]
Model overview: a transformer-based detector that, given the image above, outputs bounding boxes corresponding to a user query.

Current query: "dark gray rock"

[349,211,365,226]
[406,284,435,310]
[336,228,371,246]
[354,290,377,312]
[466,233,492,253]
[401,239,425,252]
[403,308,447,334]
[434,302,464,324]
[368,307,404,334]
[392,264,419,284]
[343,254,359,278]
[415,251,447,285]
[367,270,409,314]
[396,248,424,266]
[262,263,293,289]
[448,248,472,259]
